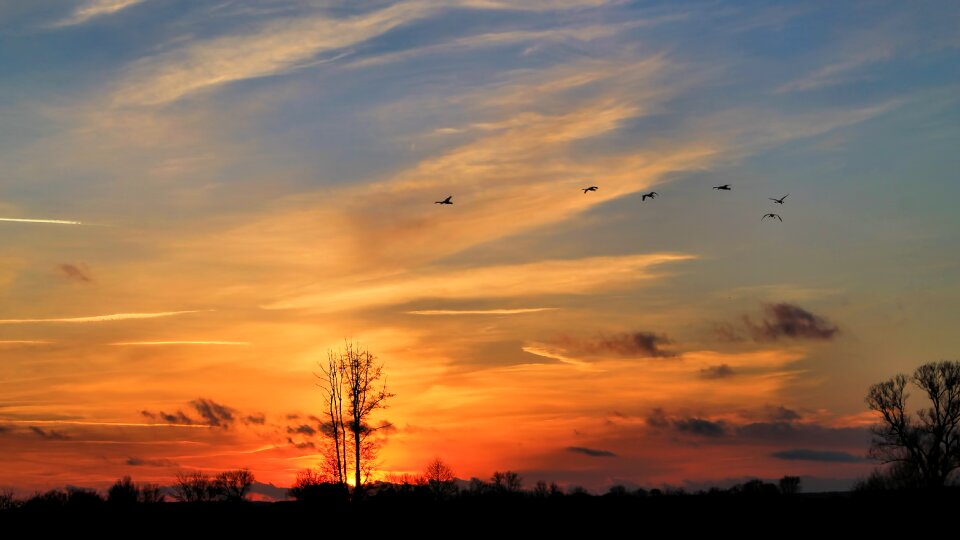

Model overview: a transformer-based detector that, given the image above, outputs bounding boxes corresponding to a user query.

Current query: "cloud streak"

[0,217,83,225]
[266,254,693,312]
[566,446,617,458]
[0,310,206,324]
[555,332,676,358]
[406,308,557,315]
[52,0,147,27]
[771,449,866,463]
[110,341,250,346]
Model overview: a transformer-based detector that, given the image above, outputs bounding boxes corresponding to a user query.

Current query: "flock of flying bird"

[435,185,789,221]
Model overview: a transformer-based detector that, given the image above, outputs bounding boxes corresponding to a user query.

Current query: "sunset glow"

[1,1,958,497]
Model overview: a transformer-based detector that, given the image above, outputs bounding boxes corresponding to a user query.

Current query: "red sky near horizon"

[2,1,959,495]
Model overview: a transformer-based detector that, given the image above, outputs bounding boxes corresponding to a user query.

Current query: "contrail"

[111,341,250,346]
[0,217,83,225]
[0,310,206,324]
[0,340,51,344]
[407,308,558,315]
[6,419,211,429]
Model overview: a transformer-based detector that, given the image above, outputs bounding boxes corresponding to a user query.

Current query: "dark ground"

[1,492,956,536]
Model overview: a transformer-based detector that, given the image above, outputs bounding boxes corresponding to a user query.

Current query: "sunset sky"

[2,0,959,496]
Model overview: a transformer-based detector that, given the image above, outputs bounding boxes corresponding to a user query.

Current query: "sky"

[1,0,959,496]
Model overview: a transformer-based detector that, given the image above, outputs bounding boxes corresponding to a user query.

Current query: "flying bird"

[435,196,453,205]
[762,213,782,222]
[769,194,789,204]
[713,184,732,190]
[641,191,658,201]
[582,186,598,193]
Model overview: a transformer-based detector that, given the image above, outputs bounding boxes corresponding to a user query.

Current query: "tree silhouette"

[423,457,457,499]
[173,471,218,502]
[866,360,960,488]
[215,469,255,502]
[318,342,393,495]
[107,476,139,505]
[778,476,801,495]
[491,471,522,494]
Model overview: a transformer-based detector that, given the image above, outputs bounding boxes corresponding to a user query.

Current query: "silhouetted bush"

[67,487,104,509]
[854,462,924,493]
[288,469,349,504]
[108,476,140,506]
[23,489,68,511]
[0,490,19,511]
[778,476,801,495]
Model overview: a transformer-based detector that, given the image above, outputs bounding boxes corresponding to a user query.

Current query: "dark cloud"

[140,398,244,428]
[126,457,178,467]
[736,422,870,448]
[243,414,266,425]
[189,398,235,428]
[28,426,69,440]
[715,303,840,343]
[699,364,735,379]
[672,418,727,438]
[141,409,195,425]
[0,424,11,434]
[558,332,676,358]
[748,303,839,341]
[249,482,290,502]
[771,449,866,463]
[56,263,92,283]
[286,437,315,449]
[285,414,301,420]
[566,446,617,458]
[765,405,800,422]
[648,409,728,438]
[287,424,316,436]
[645,408,670,428]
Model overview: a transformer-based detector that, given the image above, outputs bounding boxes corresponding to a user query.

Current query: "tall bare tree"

[318,342,393,494]
[866,360,960,488]
[319,351,349,486]
[423,457,457,499]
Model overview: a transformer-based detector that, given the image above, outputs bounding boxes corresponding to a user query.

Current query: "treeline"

[0,469,254,511]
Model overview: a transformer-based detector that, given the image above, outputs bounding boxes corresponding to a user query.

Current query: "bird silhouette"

[435,196,453,205]
[762,213,782,222]
[582,186,598,193]
[769,194,788,204]
[641,191,658,201]
[713,184,732,190]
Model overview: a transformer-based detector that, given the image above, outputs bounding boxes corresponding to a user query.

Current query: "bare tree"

[216,469,255,501]
[491,470,522,494]
[866,360,960,488]
[318,342,393,495]
[319,351,349,486]
[423,457,457,499]
[173,471,217,502]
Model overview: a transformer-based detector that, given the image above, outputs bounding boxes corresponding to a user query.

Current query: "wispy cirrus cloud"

[406,308,557,316]
[265,254,693,312]
[50,0,147,28]
[110,341,251,346]
[111,0,615,106]
[0,310,206,324]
